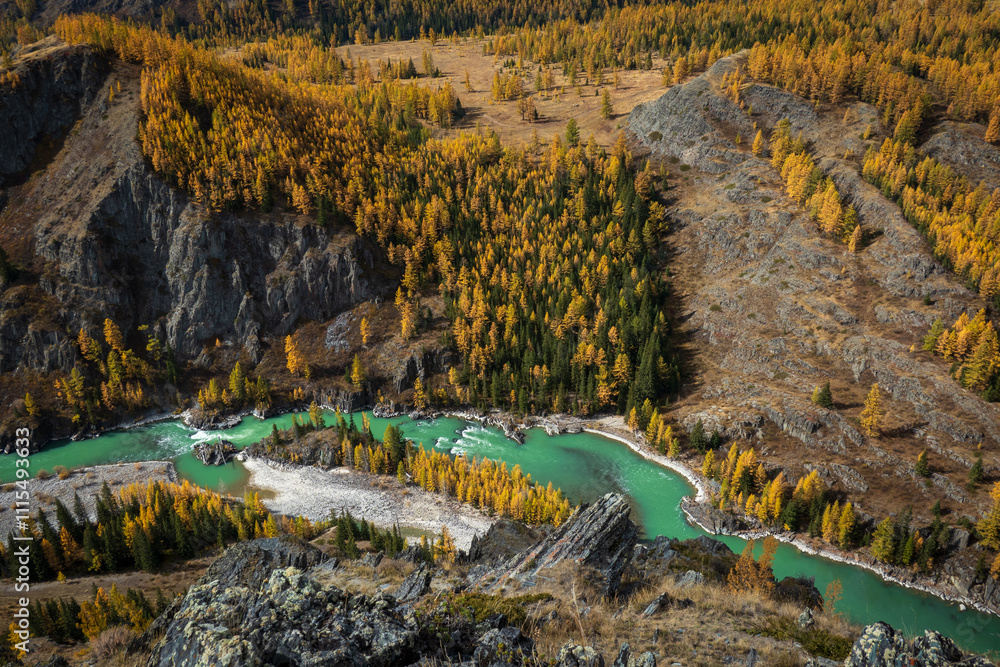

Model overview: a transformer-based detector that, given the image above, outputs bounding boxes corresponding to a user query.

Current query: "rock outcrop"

[140,535,667,667]
[480,493,638,597]
[843,622,994,667]
[193,439,237,466]
[394,564,431,602]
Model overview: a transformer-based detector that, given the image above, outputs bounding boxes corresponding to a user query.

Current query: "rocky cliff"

[0,41,394,378]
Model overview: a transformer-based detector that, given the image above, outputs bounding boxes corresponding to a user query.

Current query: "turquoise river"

[3,410,998,657]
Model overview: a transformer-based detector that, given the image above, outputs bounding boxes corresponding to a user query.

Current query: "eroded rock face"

[481,493,638,597]
[0,37,105,184]
[148,566,419,667]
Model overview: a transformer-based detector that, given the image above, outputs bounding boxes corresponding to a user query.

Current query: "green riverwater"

[3,411,999,656]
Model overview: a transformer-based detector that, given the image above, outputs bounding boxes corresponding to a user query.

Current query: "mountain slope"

[627,53,1000,605]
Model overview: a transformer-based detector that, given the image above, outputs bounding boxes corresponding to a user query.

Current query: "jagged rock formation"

[130,522,994,667]
[139,535,659,667]
[480,493,638,597]
[843,622,994,667]
[394,564,431,602]
[391,346,460,393]
[0,42,394,379]
[611,644,657,667]
[465,519,548,565]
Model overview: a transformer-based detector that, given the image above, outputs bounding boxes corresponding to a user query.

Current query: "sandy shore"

[242,457,494,550]
[0,461,176,538]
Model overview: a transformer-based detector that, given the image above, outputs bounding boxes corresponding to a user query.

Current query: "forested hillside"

[4,0,1000,652]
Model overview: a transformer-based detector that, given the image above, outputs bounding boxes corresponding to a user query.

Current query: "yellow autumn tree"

[350,354,365,388]
[285,335,310,378]
[360,316,370,347]
[860,383,884,437]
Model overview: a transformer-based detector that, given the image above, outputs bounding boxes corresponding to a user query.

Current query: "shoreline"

[679,500,1000,619]
[241,455,494,550]
[573,420,1000,620]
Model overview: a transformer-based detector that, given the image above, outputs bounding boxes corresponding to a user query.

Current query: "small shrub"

[760,196,772,203]
[452,592,552,626]
[648,131,663,141]
[679,164,691,171]
[709,304,722,312]
[36,469,50,480]
[90,625,136,660]
[750,616,852,661]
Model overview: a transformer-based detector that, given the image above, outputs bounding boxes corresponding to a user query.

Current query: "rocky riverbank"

[0,461,176,538]
[240,455,494,550]
[586,417,1000,619]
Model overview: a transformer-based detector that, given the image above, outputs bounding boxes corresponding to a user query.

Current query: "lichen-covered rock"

[639,591,692,618]
[483,493,638,597]
[395,564,432,602]
[473,626,535,667]
[611,643,656,667]
[556,643,605,667]
[843,622,995,666]
[147,565,419,667]
[200,536,328,592]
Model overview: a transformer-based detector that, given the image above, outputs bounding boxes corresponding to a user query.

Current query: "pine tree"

[969,452,984,485]
[103,318,125,352]
[434,525,456,563]
[985,106,1000,144]
[978,483,1000,550]
[689,419,707,453]
[751,130,765,156]
[870,517,896,563]
[915,449,930,477]
[360,317,370,347]
[848,225,863,252]
[308,401,325,429]
[923,319,945,351]
[811,382,833,408]
[673,58,688,84]
[24,392,38,417]
[565,118,579,146]
[229,362,247,404]
[285,335,309,378]
[600,89,613,119]
[860,383,884,437]
[838,502,855,547]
